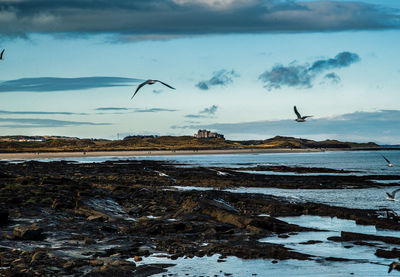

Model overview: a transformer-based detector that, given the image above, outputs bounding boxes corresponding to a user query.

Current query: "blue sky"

[0,0,400,144]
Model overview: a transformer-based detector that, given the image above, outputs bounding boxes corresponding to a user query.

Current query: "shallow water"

[134,253,389,277]
[130,216,398,276]
[7,150,400,175]
[173,185,400,213]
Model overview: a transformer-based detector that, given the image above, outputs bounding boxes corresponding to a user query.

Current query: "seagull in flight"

[386,188,400,201]
[383,155,393,167]
[294,106,312,122]
[131,79,175,99]
[0,49,4,60]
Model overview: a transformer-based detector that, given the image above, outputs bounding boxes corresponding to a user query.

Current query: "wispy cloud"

[323,72,341,85]
[173,110,400,143]
[95,107,129,111]
[0,110,87,115]
[196,70,239,90]
[185,105,219,118]
[0,77,140,92]
[134,108,178,113]
[199,105,218,115]
[95,107,178,114]
[185,114,210,119]
[1,1,399,39]
[0,118,111,128]
[259,52,360,90]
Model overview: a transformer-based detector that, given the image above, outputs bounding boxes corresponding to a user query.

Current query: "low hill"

[0,135,380,153]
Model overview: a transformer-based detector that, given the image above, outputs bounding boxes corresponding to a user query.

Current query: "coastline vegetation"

[0,135,379,153]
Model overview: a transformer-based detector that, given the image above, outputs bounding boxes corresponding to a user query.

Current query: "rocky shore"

[0,159,400,276]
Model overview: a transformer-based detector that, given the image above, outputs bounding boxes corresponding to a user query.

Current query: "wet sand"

[0,148,327,160]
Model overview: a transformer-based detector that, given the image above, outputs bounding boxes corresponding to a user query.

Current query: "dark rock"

[299,240,323,245]
[133,264,174,277]
[375,248,400,259]
[13,225,45,240]
[325,257,351,262]
[0,210,8,226]
[339,231,400,245]
[30,250,49,265]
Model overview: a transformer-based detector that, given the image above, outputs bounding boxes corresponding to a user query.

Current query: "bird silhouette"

[386,188,400,201]
[294,106,312,122]
[383,155,393,167]
[131,79,175,99]
[0,49,4,60]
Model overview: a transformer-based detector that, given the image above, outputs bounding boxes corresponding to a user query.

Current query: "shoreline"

[0,148,332,160]
[0,146,393,160]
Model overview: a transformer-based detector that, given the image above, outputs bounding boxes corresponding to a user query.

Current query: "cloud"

[196,70,239,90]
[173,110,400,144]
[308,52,361,73]
[134,108,178,113]
[199,105,218,115]
[0,118,111,128]
[185,114,210,119]
[111,34,186,43]
[185,105,219,118]
[95,107,129,111]
[259,51,360,90]
[2,1,397,39]
[95,107,177,114]
[259,64,312,89]
[0,109,87,115]
[323,72,341,85]
[0,77,140,92]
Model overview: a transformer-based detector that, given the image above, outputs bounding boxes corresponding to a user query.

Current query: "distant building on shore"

[194,129,224,139]
[0,136,78,142]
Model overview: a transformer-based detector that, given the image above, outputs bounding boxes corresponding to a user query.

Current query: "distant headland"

[0,133,383,155]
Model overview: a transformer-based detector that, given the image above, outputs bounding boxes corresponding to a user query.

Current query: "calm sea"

[22,149,400,175]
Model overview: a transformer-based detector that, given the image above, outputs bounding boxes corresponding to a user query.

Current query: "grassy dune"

[0,135,379,153]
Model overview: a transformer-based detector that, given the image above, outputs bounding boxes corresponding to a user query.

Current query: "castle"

[194,129,224,139]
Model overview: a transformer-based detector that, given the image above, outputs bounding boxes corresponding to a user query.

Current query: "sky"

[0,0,400,144]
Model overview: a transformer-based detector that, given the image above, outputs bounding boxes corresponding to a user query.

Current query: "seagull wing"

[391,188,400,198]
[0,49,4,59]
[131,81,149,100]
[302,115,313,119]
[294,106,301,119]
[383,155,391,164]
[155,80,175,90]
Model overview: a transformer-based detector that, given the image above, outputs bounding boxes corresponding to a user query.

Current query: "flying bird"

[383,155,393,167]
[386,188,400,201]
[131,79,175,99]
[294,106,312,122]
[0,49,4,60]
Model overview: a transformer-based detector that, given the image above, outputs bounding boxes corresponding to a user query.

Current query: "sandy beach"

[0,148,327,160]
